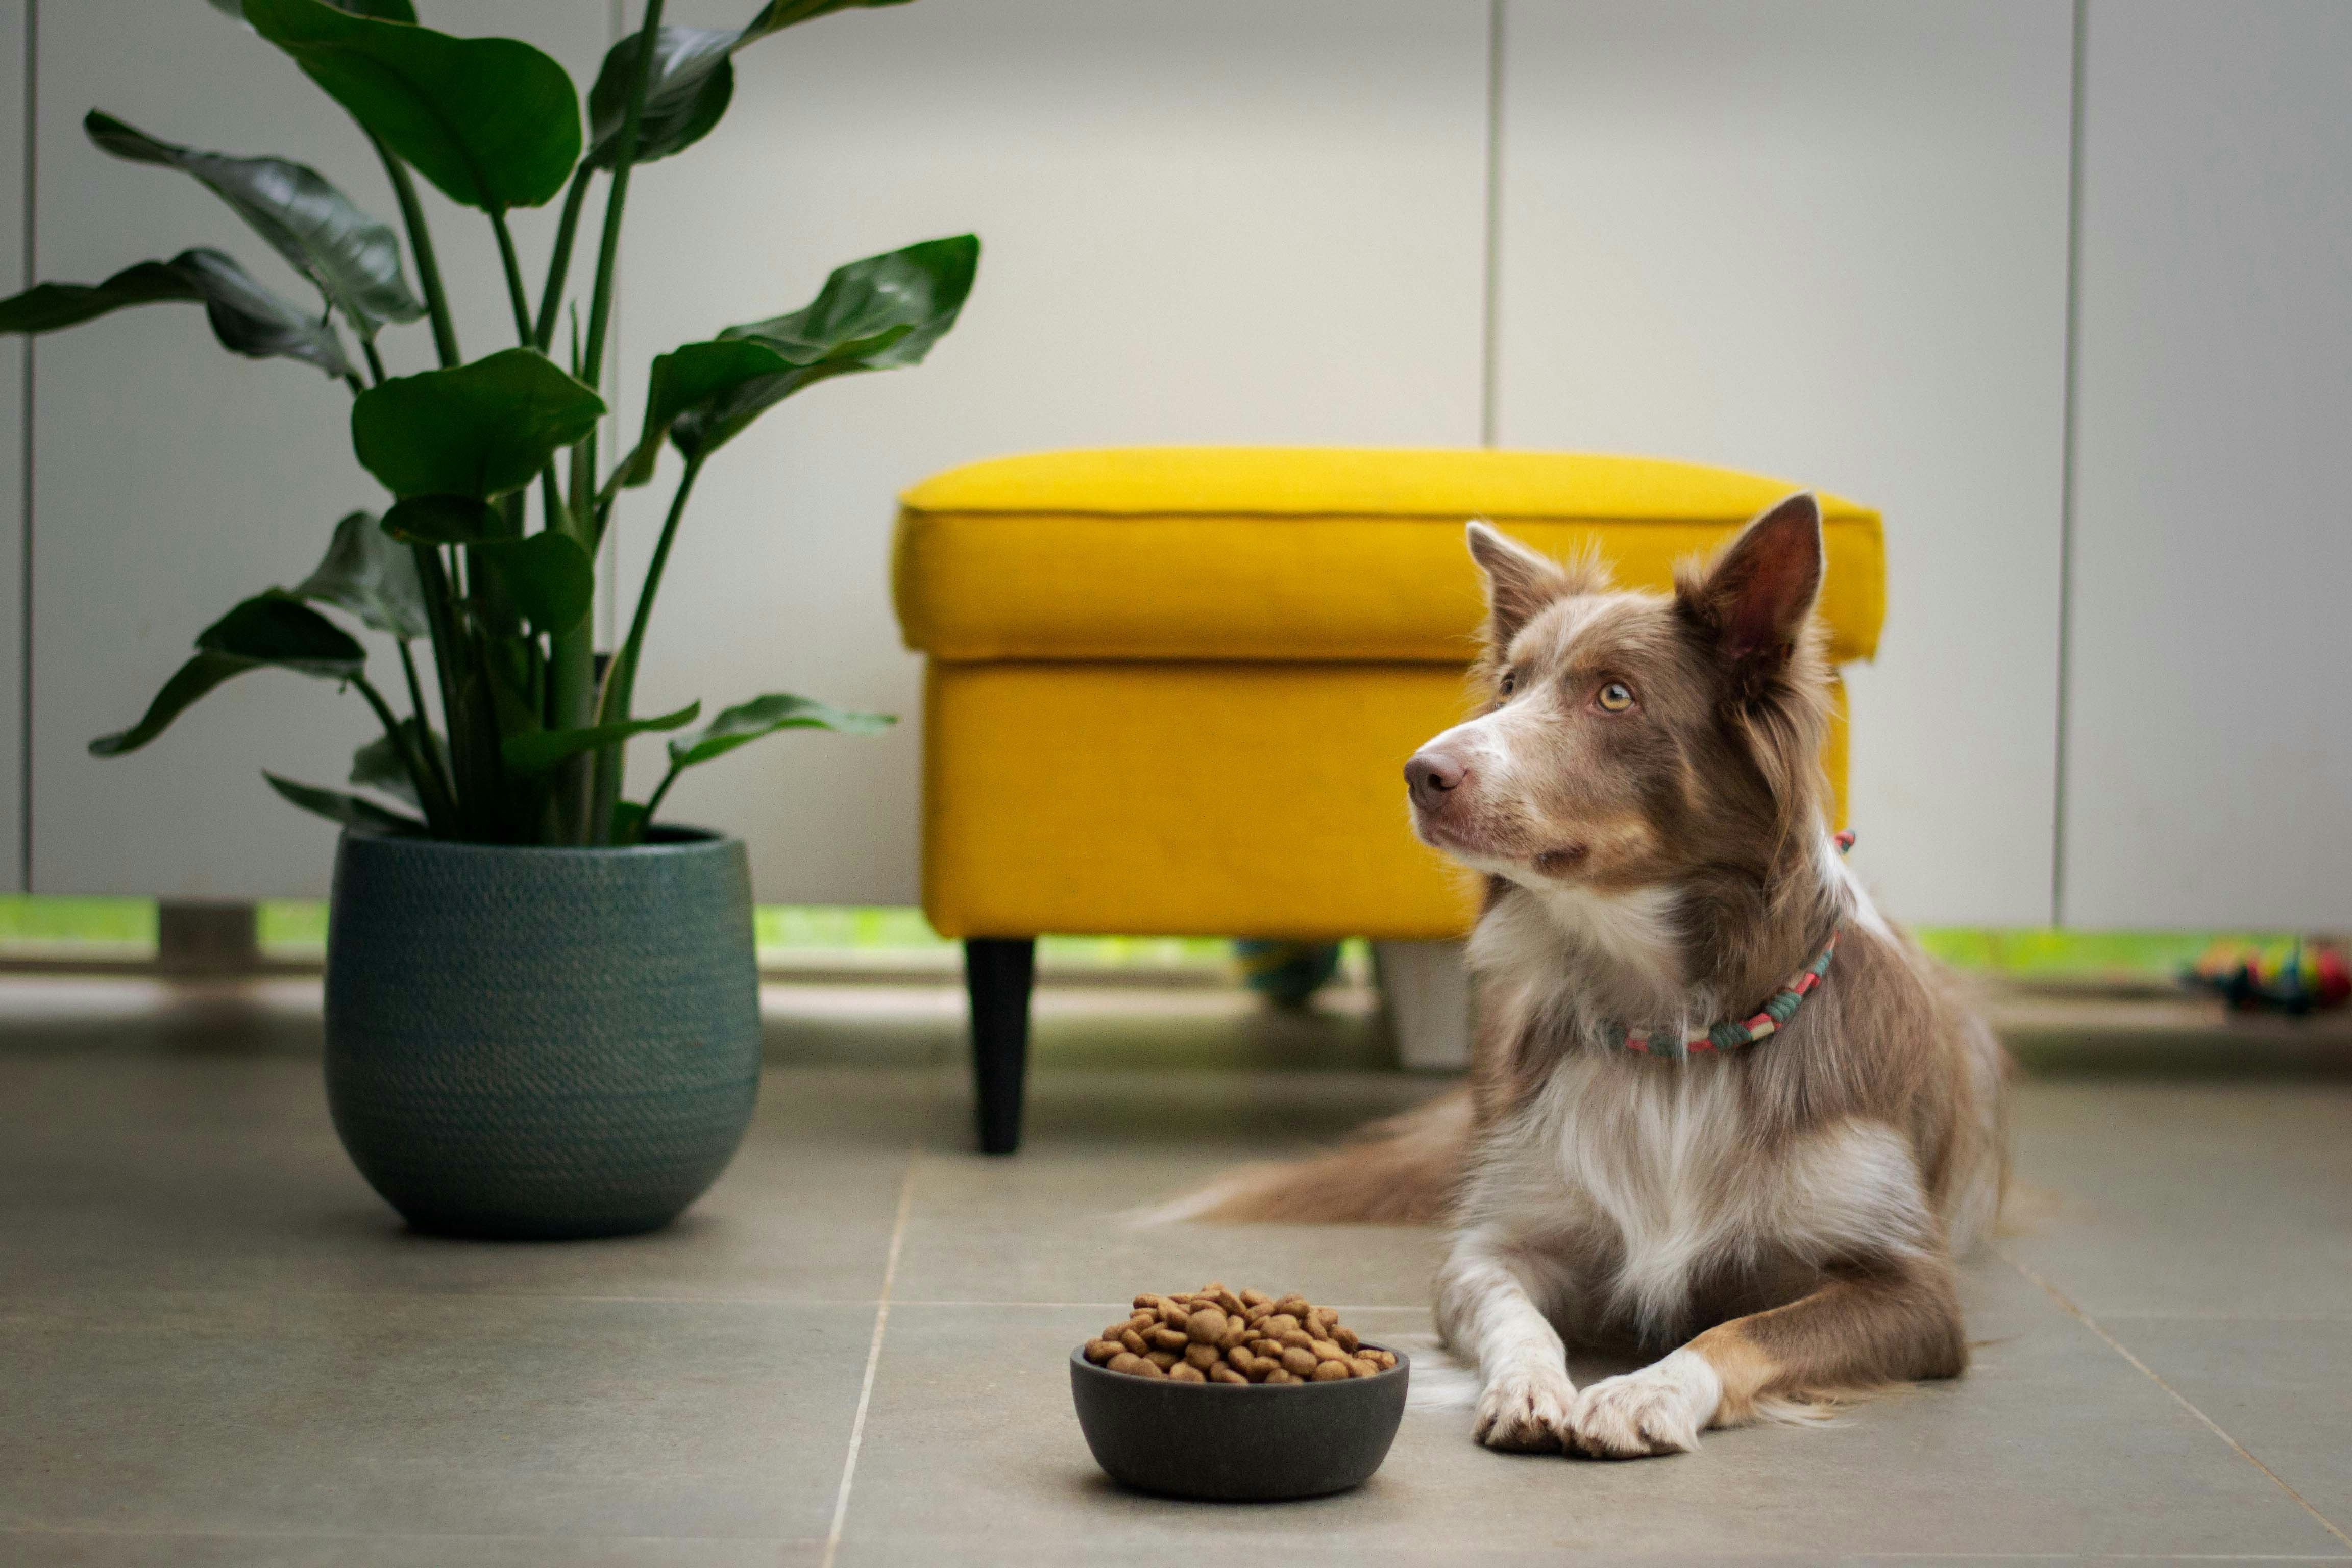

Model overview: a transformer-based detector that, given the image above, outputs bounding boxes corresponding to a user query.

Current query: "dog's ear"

[1467,521,1572,645]
[1677,493,1824,689]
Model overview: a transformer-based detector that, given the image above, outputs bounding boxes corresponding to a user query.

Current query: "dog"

[1175,494,2008,1459]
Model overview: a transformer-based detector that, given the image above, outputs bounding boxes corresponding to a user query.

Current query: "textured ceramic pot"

[1069,1345,1409,1500]
[324,828,761,1239]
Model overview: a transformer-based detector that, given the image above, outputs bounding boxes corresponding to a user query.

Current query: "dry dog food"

[1081,1283,1399,1384]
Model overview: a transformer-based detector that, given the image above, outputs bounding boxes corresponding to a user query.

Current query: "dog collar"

[1607,829,1854,1060]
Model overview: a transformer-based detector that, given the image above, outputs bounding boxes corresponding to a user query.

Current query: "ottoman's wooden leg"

[964,938,1035,1155]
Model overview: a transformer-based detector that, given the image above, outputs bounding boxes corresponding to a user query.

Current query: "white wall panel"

[2061,1,2352,928]
[612,0,1491,904]
[1491,0,2075,926]
[30,2,614,896]
[0,0,26,893]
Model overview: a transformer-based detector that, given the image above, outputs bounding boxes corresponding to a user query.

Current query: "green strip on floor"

[0,893,2307,983]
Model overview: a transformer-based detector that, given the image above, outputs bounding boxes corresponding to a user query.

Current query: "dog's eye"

[1597,682,1634,713]
[1497,671,1517,698]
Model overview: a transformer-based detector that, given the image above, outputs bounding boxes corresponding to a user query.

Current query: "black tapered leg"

[965,937,1036,1155]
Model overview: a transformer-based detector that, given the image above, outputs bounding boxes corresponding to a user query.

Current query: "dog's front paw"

[1473,1360,1576,1452]
[1565,1349,1722,1459]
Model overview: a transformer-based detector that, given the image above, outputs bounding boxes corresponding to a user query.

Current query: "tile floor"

[2,975,2347,1565]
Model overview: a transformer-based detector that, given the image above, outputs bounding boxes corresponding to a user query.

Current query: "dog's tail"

[1137,1088,1473,1225]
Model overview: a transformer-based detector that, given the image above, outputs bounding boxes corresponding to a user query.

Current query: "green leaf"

[667,692,893,771]
[196,591,366,678]
[741,0,919,32]
[292,510,428,639]
[245,0,582,212]
[351,723,420,806]
[210,0,420,20]
[353,348,604,499]
[502,700,700,776]
[0,248,354,378]
[476,532,593,637]
[0,259,201,332]
[349,718,445,809]
[621,337,789,484]
[88,651,261,757]
[85,111,424,335]
[662,236,978,465]
[379,493,499,543]
[263,771,425,834]
[584,28,736,171]
[609,800,651,846]
[583,0,912,170]
[172,247,356,377]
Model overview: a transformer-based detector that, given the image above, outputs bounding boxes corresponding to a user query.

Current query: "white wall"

[1490,0,2076,926]
[2061,0,2352,928]
[10,1,2347,928]
[611,0,1491,904]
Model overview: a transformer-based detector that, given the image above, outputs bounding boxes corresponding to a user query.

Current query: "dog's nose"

[1405,751,1467,807]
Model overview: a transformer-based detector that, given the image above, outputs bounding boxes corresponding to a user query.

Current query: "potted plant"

[0,0,977,1238]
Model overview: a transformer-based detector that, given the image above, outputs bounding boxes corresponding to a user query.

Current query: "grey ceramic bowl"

[1069,1345,1409,1500]
[325,826,760,1240]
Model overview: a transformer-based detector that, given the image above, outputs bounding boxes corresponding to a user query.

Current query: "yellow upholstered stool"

[891,449,1884,1149]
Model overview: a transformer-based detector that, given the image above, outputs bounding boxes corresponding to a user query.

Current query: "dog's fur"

[1178,496,2009,1459]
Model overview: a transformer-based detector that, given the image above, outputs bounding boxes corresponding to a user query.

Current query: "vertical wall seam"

[2051,0,2089,928]
[18,0,35,892]
[1477,0,1505,449]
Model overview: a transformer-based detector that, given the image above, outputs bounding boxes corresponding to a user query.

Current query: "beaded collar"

[1605,829,1854,1060]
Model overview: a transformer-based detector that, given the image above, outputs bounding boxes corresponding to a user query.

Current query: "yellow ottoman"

[891,449,1884,1149]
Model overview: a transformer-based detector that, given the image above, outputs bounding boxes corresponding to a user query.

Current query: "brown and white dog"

[1182,494,2008,1459]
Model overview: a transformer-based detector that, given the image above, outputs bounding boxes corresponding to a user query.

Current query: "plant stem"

[534,166,594,354]
[395,639,457,809]
[599,455,702,725]
[354,673,454,835]
[542,462,597,841]
[360,337,387,385]
[409,544,479,837]
[639,760,684,831]
[571,438,599,552]
[370,133,459,371]
[588,453,702,840]
[489,210,534,348]
[564,0,671,713]
[579,0,668,392]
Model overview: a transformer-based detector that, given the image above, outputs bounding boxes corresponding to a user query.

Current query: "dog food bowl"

[1068,1344,1410,1500]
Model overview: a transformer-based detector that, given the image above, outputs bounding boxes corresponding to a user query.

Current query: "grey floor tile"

[834,1264,2346,1562]
[760,982,961,1069]
[8,977,2351,1563]
[2097,1314,2352,1540]
[0,1058,925,1302]
[2003,1082,2352,1318]
[0,1290,869,1542]
[767,979,1399,1076]
[1023,985,1399,1074]
[0,1532,814,1567]
[0,978,333,1058]
[896,1069,1451,1306]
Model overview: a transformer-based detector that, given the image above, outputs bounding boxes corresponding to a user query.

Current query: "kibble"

[1080,1284,1399,1385]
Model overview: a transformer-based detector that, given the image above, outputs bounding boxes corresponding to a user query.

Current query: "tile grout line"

[2000,1248,2352,1551]
[818,1142,919,1568]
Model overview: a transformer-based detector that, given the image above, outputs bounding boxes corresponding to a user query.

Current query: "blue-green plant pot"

[324,827,761,1240]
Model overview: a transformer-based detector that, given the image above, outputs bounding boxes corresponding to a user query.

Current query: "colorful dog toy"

[2183,939,2351,1015]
